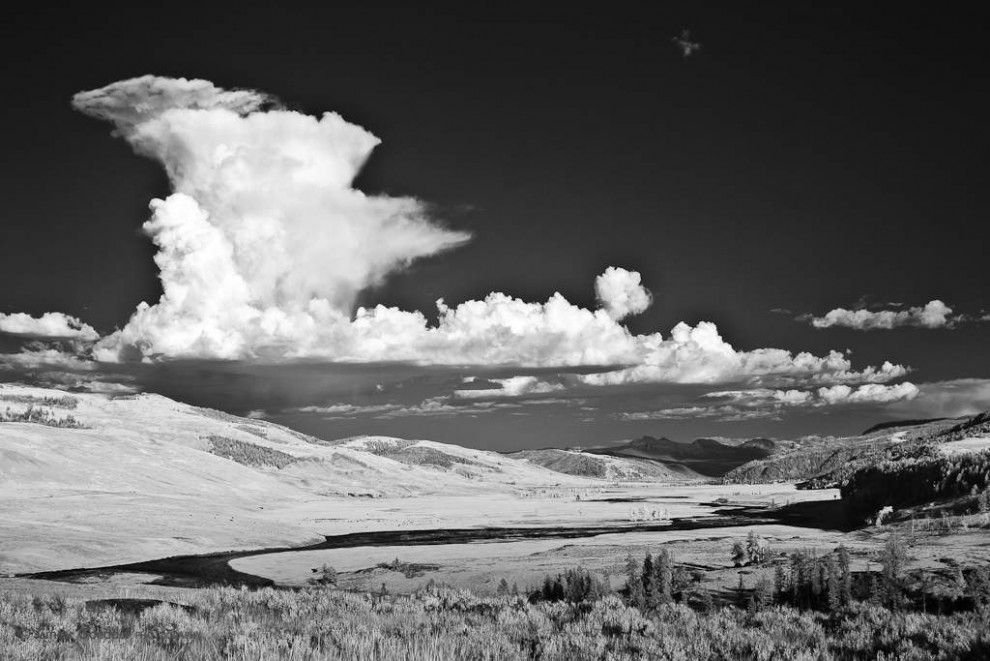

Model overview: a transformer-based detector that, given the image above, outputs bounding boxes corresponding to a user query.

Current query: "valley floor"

[7,481,990,605]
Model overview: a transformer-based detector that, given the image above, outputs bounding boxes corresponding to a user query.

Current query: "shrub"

[206,435,295,469]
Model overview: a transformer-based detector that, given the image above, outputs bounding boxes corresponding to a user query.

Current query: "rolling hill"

[723,414,988,486]
[585,436,776,477]
[0,383,696,574]
[509,448,693,481]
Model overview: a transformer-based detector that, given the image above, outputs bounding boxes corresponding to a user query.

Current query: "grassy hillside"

[587,436,775,477]
[510,448,694,481]
[0,383,695,574]
[723,416,973,485]
[838,414,990,521]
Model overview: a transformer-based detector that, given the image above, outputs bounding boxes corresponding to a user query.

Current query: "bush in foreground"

[3,583,990,660]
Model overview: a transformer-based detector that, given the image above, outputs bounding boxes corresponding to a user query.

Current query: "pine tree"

[642,553,656,609]
[880,534,908,610]
[773,563,787,603]
[542,576,554,601]
[656,549,673,605]
[752,576,773,611]
[826,555,841,612]
[790,553,803,605]
[701,587,715,612]
[968,565,990,611]
[736,573,748,608]
[837,545,853,606]
[809,551,822,601]
[625,554,645,609]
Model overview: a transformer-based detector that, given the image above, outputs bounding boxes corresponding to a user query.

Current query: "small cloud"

[452,376,564,400]
[594,267,651,321]
[577,323,909,387]
[804,300,962,330]
[292,397,516,420]
[621,405,781,422]
[0,348,96,371]
[707,383,919,407]
[71,380,138,394]
[815,382,920,405]
[0,312,99,341]
[622,382,918,422]
[295,402,398,418]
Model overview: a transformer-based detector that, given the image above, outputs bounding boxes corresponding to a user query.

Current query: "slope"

[0,384,693,574]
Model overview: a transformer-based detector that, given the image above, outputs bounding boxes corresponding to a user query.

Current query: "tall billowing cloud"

[74,76,469,359]
[62,76,909,391]
[805,300,957,330]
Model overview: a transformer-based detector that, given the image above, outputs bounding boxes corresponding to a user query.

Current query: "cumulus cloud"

[0,312,98,340]
[74,75,469,360]
[0,348,96,371]
[296,397,513,419]
[453,376,564,400]
[805,300,958,330]
[621,404,786,422]
[815,382,920,405]
[622,382,920,422]
[706,383,919,407]
[42,75,906,393]
[594,267,651,320]
[576,322,908,386]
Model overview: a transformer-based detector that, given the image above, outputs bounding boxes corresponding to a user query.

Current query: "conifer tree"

[837,545,853,606]
[642,553,656,609]
[880,534,908,610]
[826,555,841,612]
[625,554,645,609]
[774,563,788,603]
[753,576,773,611]
[656,549,673,605]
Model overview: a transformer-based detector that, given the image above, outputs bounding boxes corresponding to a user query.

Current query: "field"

[4,385,990,658]
[939,437,990,456]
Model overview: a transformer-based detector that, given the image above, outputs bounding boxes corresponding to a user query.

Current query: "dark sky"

[1,2,988,449]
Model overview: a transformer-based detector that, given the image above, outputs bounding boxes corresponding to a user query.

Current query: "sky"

[1,2,988,450]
